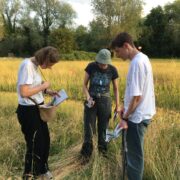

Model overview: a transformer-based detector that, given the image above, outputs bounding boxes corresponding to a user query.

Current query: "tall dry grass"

[0,58,179,179]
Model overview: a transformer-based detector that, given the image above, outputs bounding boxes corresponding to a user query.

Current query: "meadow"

[0,58,179,179]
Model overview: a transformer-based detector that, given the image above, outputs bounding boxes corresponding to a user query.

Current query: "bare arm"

[20,81,50,98]
[123,96,142,119]
[83,72,95,107]
[112,78,120,112]
[83,72,91,100]
[119,96,141,129]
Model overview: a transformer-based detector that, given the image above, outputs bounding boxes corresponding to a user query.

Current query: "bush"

[60,51,96,61]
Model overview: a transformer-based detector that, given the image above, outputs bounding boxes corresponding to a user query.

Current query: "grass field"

[0,58,179,179]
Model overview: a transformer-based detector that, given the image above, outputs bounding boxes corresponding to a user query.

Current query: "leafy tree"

[91,0,143,39]
[142,6,167,56]
[164,0,180,56]
[0,0,21,35]
[25,0,76,46]
[87,18,109,52]
[75,25,88,51]
[19,10,44,54]
[49,28,75,53]
[74,20,109,52]
[139,0,180,57]
[0,12,4,40]
[56,2,76,28]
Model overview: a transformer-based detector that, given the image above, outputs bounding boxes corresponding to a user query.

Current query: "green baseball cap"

[95,49,112,64]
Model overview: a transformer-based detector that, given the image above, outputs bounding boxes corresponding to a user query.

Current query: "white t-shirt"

[17,59,44,105]
[124,52,156,123]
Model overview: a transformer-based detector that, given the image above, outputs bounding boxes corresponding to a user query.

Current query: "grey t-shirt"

[85,62,119,95]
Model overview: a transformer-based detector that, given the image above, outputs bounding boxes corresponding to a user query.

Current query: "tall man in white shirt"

[111,32,156,180]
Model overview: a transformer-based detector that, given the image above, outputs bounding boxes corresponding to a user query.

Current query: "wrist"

[116,104,120,108]
[122,117,128,121]
[87,95,91,100]
[44,88,47,94]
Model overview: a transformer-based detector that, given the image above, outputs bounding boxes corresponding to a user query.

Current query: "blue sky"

[66,0,174,27]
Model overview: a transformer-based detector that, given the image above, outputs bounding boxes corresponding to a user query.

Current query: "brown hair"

[35,46,59,65]
[111,32,135,49]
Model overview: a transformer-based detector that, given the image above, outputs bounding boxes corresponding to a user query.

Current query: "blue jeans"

[126,120,150,180]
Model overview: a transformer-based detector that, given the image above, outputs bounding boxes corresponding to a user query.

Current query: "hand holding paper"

[46,89,60,97]
[51,89,68,106]
[40,89,68,109]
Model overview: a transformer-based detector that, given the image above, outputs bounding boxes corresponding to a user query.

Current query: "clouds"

[67,0,91,5]
[66,0,174,26]
[143,0,174,16]
[66,0,93,27]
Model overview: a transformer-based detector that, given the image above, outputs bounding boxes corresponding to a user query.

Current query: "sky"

[66,0,175,27]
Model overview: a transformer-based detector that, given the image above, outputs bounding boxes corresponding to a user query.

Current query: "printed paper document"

[106,124,123,142]
[39,89,68,108]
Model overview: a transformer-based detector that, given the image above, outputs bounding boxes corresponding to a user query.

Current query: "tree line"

[0,0,179,58]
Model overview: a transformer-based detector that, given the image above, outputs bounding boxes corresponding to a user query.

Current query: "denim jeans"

[81,96,111,157]
[126,120,150,180]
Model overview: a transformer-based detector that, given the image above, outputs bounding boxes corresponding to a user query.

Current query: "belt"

[90,92,110,98]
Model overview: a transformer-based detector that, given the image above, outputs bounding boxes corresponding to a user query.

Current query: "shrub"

[60,51,96,61]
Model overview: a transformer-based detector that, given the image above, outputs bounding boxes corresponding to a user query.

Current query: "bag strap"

[28,97,38,106]
[38,67,47,81]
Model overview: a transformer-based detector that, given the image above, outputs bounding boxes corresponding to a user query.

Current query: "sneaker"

[42,171,53,180]
[22,173,34,180]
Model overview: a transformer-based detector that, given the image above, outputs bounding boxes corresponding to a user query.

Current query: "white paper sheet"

[39,89,68,109]
[105,124,123,142]
[51,89,68,106]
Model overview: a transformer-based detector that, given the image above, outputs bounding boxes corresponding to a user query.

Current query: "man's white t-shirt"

[124,52,156,123]
[17,59,44,105]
